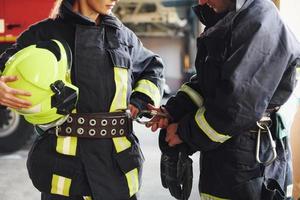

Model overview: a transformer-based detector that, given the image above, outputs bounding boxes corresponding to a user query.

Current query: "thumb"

[1,75,18,82]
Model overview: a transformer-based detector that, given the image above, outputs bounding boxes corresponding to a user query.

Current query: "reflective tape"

[110,67,132,153]
[51,174,71,197]
[178,84,203,107]
[56,136,77,156]
[125,168,139,197]
[201,193,229,200]
[195,107,231,143]
[83,196,92,200]
[133,79,161,106]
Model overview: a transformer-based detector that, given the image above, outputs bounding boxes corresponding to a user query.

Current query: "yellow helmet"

[2,40,78,125]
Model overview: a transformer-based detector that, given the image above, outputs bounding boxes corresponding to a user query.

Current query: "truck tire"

[0,108,34,154]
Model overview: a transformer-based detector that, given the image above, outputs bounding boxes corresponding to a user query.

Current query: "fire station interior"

[0,0,300,199]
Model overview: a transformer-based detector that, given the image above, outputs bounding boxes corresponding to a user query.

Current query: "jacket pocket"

[26,134,89,196]
[107,47,132,69]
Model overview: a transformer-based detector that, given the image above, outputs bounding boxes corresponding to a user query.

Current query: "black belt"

[46,112,132,138]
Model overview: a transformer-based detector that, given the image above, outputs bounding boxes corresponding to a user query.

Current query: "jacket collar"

[59,0,122,29]
[192,0,253,27]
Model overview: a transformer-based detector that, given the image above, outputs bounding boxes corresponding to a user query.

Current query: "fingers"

[0,75,18,82]
[128,104,139,118]
[0,77,32,109]
[165,124,182,147]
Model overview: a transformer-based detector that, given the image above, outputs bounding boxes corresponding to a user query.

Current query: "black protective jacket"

[165,0,300,152]
[0,1,164,199]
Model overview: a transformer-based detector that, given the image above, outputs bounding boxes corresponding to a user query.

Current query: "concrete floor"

[0,122,200,200]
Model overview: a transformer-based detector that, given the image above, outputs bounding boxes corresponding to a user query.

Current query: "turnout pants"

[199,129,292,200]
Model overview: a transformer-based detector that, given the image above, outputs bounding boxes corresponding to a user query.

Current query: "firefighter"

[0,0,164,199]
[148,0,300,199]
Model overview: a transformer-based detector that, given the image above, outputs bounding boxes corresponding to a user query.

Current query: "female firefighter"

[0,0,164,199]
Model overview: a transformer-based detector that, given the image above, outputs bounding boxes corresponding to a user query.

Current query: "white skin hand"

[128,104,139,119]
[0,75,32,109]
[165,123,183,147]
[145,103,169,132]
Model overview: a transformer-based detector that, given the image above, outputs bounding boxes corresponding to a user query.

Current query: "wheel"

[0,108,34,154]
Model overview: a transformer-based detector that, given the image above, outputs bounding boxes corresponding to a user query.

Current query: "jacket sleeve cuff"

[130,92,153,111]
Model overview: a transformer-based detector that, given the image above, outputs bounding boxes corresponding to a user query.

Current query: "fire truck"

[0,0,55,153]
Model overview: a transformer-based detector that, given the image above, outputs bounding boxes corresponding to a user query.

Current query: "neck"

[73,0,100,23]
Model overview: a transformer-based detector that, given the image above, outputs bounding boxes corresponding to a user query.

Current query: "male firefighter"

[148,0,300,199]
[0,0,164,199]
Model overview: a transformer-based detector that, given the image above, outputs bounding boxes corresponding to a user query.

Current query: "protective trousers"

[199,123,292,200]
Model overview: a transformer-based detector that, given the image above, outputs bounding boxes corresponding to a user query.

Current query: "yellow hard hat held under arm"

[2,40,78,125]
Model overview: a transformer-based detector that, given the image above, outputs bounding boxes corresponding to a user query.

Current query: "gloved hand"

[159,129,193,200]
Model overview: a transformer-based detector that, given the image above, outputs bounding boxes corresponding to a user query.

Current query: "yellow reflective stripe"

[133,79,161,107]
[110,67,131,152]
[178,84,203,107]
[110,67,128,112]
[56,136,77,156]
[0,36,17,42]
[113,136,131,153]
[125,168,139,197]
[200,193,229,200]
[51,174,71,197]
[83,196,92,200]
[195,107,231,143]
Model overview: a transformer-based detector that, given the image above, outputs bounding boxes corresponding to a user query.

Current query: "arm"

[126,28,165,110]
[177,13,299,152]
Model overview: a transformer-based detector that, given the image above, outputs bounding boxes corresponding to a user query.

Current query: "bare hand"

[146,104,169,132]
[0,75,32,109]
[166,123,183,147]
[128,104,139,119]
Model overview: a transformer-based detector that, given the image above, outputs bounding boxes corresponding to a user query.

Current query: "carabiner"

[134,110,169,125]
[255,123,277,166]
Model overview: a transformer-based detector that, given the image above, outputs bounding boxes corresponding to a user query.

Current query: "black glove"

[159,129,193,200]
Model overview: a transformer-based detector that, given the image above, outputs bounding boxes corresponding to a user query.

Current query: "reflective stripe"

[110,67,128,112]
[125,168,139,197]
[110,67,131,153]
[110,67,138,196]
[51,174,71,197]
[286,184,293,198]
[0,36,17,42]
[133,79,161,106]
[56,136,77,156]
[178,84,203,107]
[201,193,229,200]
[195,107,231,143]
[83,196,92,200]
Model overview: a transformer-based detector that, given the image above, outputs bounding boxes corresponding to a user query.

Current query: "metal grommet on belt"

[89,129,96,136]
[119,129,124,135]
[111,129,116,135]
[112,119,117,126]
[66,127,72,134]
[101,119,108,126]
[67,116,73,123]
[78,117,85,125]
[120,118,125,125]
[89,119,96,126]
[100,129,107,136]
[77,128,84,135]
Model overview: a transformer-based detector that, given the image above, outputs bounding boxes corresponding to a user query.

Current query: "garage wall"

[280,1,300,198]
[140,36,185,92]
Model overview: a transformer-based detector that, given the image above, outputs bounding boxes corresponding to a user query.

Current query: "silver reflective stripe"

[195,107,231,143]
[178,84,203,108]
